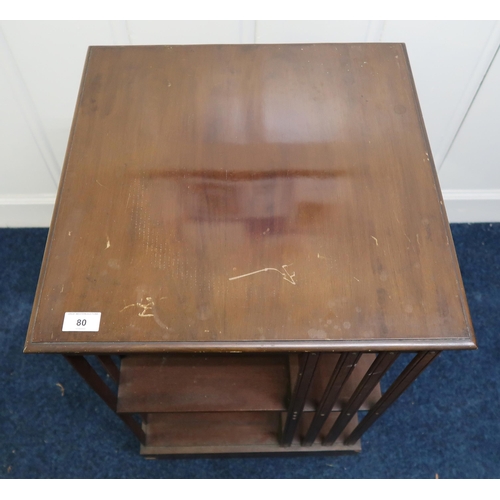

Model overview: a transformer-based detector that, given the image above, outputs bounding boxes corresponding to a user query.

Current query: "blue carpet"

[0,224,499,478]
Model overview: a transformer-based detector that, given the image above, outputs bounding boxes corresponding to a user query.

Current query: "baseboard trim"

[1,191,499,227]
[442,189,500,223]
[0,194,55,227]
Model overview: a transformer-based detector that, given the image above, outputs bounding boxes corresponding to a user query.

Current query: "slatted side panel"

[282,352,379,446]
[345,351,440,445]
[64,351,440,451]
[302,352,361,446]
[283,351,439,448]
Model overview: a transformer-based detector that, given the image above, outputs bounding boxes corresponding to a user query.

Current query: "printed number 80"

[76,319,87,327]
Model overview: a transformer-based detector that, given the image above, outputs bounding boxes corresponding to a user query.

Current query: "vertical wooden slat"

[323,352,399,446]
[281,352,319,447]
[345,351,440,445]
[302,352,361,446]
[64,355,145,444]
[96,355,120,384]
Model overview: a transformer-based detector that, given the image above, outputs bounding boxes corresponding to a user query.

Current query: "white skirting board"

[0,191,499,227]
[441,190,500,223]
[0,194,56,228]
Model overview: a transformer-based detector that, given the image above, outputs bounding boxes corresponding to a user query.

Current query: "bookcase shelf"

[140,411,361,456]
[117,353,290,413]
[114,352,382,455]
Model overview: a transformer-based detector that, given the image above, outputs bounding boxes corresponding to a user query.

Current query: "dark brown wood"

[25,44,475,354]
[281,352,319,446]
[23,44,475,457]
[302,352,361,446]
[64,355,145,443]
[117,353,289,413]
[145,412,280,448]
[297,412,360,449]
[140,411,360,455]
[24,338,476,354]
[64,355,117,409]
[96,355,120,384]
[323,352,399,445]
[295,353,381,412]
[345,350,440,445]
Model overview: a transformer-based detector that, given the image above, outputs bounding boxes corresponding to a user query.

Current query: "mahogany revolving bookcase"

[25,43,476,456]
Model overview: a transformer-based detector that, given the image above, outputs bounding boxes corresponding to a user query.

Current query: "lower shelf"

[140,411,361,456]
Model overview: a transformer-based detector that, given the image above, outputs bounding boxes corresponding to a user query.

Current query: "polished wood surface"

[25,44,475,353]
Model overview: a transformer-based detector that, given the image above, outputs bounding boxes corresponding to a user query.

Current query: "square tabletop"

[25,44,475,354]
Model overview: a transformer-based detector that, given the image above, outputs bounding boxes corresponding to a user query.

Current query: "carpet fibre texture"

[0,224,498,478]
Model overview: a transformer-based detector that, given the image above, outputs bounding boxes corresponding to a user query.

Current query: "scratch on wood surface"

[229,264,296,285]
[403,231,411,243]
[119,298,170,330]
[119,303,136,312]
[416,233,420,246]
[119,298,154,317]
[96,179,104,187]
[353,277,360,282]
[371,235,379,246]
[317,253,327,260]
[106,235,110,249]
[60,285,64,293]
[138,297,155,317]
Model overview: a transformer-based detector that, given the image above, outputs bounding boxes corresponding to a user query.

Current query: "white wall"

[1,20,499,226]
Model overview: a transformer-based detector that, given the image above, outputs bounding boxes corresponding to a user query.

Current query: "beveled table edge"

[24,337,477,354]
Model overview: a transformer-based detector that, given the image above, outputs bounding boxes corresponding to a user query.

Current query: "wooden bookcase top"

[25,44,475,353]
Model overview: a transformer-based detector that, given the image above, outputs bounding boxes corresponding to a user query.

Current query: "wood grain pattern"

[116,353,289,413]
[24,44,475,353]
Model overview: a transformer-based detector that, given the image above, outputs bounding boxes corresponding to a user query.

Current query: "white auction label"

[62,312,101,332]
